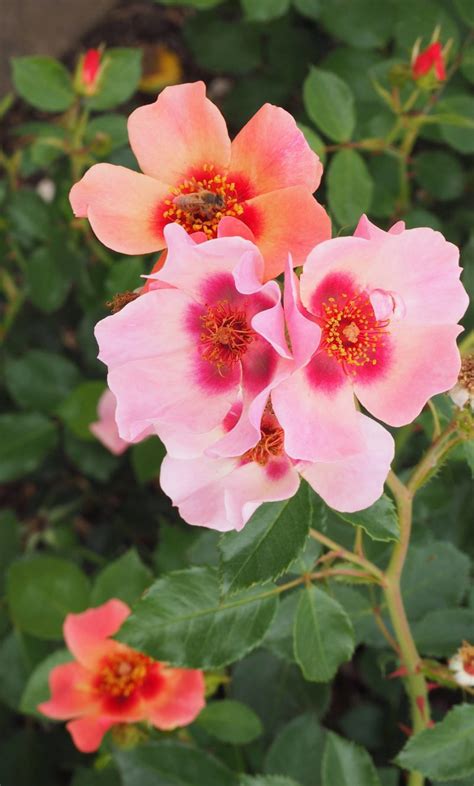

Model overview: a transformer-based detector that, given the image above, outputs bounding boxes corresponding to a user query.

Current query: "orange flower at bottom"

[38,599,205,752]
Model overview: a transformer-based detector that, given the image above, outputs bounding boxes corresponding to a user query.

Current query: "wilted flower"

[70,81,330,281]
[272,216,468,462]
[449,354,474,410]
[449,642,474,687]
[38,600,205,752]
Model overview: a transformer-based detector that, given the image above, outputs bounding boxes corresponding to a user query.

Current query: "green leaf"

[438,96,474,153]
[320,0,395,49]
[263,591,300,663]
[415,151,465,202]
[334,494,399,542]
[265,713,326,786]
[184,18,262,75]
[7,189,51,243]
[64,432,120,482]
[412,608,474,657]
[0,632,30,710]
[322,733,381,786]
[327,149,373,227]
[454,0,474,26]
[58,381,105,440]
[117,567,278,668]
[219,482,313,594]
[394,0,459,52]
[196,699,263,744]
[402,542,470,621]
[241,778,301,786]
[0,413,58,482]
[20,649,72,716]
[104,256,145,298]
[396,705,474,781]
[294,585,354,682]
[7,556,90,639]
[303,67,355,142]
[293,0,320,19]
[0,510,21,593]
[115,740,238,786]
[85,114,129,153]
[460,43,474,83]
[5,350,80,413]
[26,245,73,313]
[91,549,152,607]
[241,0,290,20]
[85,49,142,111]
[130,437,166,484]
[297,123,326,165]
[12,56,74,112]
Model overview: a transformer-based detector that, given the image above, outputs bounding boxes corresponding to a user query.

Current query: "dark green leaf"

[438,96,474,154]
[7,556,90,639]
[0,510,21,593]
[265,713,326,786]
[118,567,278,668]
[196,699,263,744]
[334,494,399,542]
[91,549,152,606]
[26,245,73,313]
[85,114,129,153]
[5,350,80,413]
[130,437,166,484]
[0,413,58,482]
[241,0,290,20]
[322,732,381,786]
[402,542,470,621]
[184,19,262,75]
[320,0,395,49]
[263,591,300,663]
[241,778,301,786]
[7,189,51,242]
[85,49,142,111]
[303,67,355,142]
[415,151,465,201]
[293,0,320,19]
[454,0,474,26]
[12,56,74,112]
[327,149,373,227]
[20,649,72,716]
[396,705,474,780]
[104,256,145,298]
[294,585,354,682]
[64,432,120,482]
[58,381,105,440]
[115,740,238,786]
[394,0,459,51]
[412,608,474,657]
[219,482,313,594]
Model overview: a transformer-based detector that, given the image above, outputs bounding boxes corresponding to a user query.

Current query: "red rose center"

[163,164,243,239]
[320,291,389,373]
[97,651,153,699]
[200,300,254,370]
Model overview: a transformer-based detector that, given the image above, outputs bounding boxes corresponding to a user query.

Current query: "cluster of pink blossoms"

[73,81,468,532]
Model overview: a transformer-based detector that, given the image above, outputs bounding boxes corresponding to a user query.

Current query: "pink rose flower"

[159,401,394,531]
[89,389,131,455]
[95,225,291,451]
[272,216,468,463]
[38,600,205,753]
[69,81,330,281]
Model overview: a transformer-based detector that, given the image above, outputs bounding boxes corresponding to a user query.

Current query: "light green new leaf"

[115,740,237,786]
[303,67,355,142]
[196,699,263,744]
[396,705,474,780]
[294,585,354,682]
[327,149,373,227]
[219,482,313,594]
[12,56,75,112]
[117,567,278,669]
[322,732,381,786]
[335,494,399,542]
[91,549,153,607]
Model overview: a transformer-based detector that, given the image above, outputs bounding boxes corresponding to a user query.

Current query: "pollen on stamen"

[200,300,254,371]
[242,416,285,466]
[97,651,152,699]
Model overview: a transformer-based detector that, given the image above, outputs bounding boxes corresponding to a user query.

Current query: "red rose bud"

[412,42,446,81]
[75,48,103,95]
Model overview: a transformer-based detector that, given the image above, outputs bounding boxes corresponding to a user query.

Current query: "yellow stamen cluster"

[321,292,389,372]
[163,164,244,239]
[200,300,254,370]
[243,420,285,466]
[97,651,151,698]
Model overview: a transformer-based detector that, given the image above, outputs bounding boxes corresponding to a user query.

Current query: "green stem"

[309,528,384,582]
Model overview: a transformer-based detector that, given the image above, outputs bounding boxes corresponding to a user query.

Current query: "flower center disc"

[163,164,244,239]
[97,651,152,699]
[321,292,389,372]
[200,300,254,370]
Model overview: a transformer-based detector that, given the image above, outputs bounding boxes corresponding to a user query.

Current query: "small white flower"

[448,642,474,687]
[36,178,56,204]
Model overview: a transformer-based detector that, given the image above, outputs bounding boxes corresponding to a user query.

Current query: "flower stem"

[309,528,384,582]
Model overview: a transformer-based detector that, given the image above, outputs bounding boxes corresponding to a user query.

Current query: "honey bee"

[173,189,225,219]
